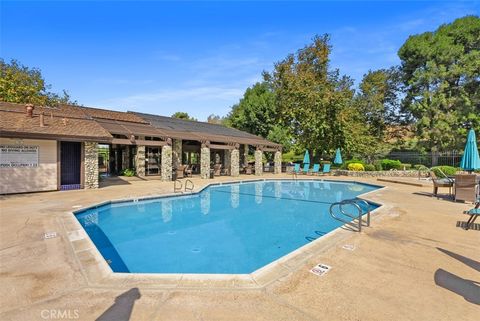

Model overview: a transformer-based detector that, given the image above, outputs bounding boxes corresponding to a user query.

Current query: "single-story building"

[0,101,282,194]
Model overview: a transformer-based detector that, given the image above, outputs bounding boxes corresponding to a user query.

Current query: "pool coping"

[61,178,387,290]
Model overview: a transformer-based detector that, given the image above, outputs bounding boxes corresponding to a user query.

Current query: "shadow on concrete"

[456,221,480,231]
[434,269,480,305]
[434,248,480,305]
[437,248,480,273]
[96,288,141,321]
[412,191,453,201]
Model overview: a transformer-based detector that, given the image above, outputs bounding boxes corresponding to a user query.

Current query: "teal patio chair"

[464,199,480,230]
[309,163,320,175]
[302,163,310,174]
[321,163,331,175]
[292,163,301,178]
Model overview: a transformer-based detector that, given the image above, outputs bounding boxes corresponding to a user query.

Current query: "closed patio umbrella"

[303,150,310,165]
[460,128,480,173]
[334,148,343,165]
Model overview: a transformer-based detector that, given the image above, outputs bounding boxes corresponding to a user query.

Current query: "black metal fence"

[386,151,463,167]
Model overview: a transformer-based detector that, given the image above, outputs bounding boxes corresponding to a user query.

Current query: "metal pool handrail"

[329,199,371,232]
[174,180,183,193]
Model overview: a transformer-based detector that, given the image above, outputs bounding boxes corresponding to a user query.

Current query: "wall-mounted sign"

[0,145,39,167]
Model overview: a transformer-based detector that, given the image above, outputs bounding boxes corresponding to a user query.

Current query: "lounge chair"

[292,163,301,177]
[185,165,193,177]
[301,163,310,174]
[320,163,331,175]
[176,165,187,179]
[213,164,222,176]
[430,171,454,198]
[309,163,320,175]
[454,174,479,203]
[463,198,479,230]
[245,164,253,175]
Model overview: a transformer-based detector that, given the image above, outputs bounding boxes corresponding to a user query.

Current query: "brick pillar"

[135,145,145,177]
[161,142,172,181]
[84,142,99,189]
[172,139,182,170]
[200,141,210,179]
[230,147,240,177]
[274,150,282,174]
[254,148,263,176]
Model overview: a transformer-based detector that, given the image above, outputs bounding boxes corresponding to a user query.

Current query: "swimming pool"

[75,180,380,274]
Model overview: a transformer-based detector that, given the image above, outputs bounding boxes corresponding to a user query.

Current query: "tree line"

[225,16,480,160]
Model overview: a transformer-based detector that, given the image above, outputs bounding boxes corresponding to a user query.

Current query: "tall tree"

[267,34,357,158]
[171,111,197,121]
[0,59,75,105]
[226,82,277,138]
[207,114,225,124]
[398,15,480,151]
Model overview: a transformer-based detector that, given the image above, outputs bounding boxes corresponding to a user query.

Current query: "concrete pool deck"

[0,174,478,320]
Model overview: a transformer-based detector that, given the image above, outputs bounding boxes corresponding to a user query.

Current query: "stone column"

[84,142,99,189]
[135,145,145,177]
[243,144,249,166]
[172,139,182,170]
[161,142,172,181]
[230,147,240,177]
[254,147,263,176]
[224,149,231,174]
[200,141,211,179]
[274,150,282,174]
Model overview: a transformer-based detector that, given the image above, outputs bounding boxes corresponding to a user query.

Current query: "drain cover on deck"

[342,244,355,251]
[43,232,58,239]
[310,263,331,276]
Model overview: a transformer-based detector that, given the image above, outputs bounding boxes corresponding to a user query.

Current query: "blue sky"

[1,1,479,120]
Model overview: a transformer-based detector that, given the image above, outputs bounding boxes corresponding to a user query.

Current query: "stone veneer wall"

[230,148,240,177]
[274,151,282,174]
[172,139,182,170]
[334,169,425,178]
[135,145,146,177]
[161,145,173,181]
[84,142,99,189]
[254,149,263,176]
[200,147,210,179]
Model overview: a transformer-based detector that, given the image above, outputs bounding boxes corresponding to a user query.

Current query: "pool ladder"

[174,179,194,193]
[329,199,371,232]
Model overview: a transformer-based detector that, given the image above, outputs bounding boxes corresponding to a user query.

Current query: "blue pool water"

[75,180,380,274]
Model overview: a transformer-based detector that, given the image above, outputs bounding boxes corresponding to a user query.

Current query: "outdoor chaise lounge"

[309,163,320,175]
[463,198,479,230]
[430,171,454,198]
[454,174,479,203]
[292,163,301,177]
[321,163,331,175]
[301,163,310,174]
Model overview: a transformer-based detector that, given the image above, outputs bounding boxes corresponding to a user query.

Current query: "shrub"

[373,161,383,171]
[348,163,365,171]
[380,159,402,170]
[364,164,376,171]
[414,164,427,170]
[402,163,412,170]
[342,159,365,169]
[121,168,136,177]
[431,166,458,177]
